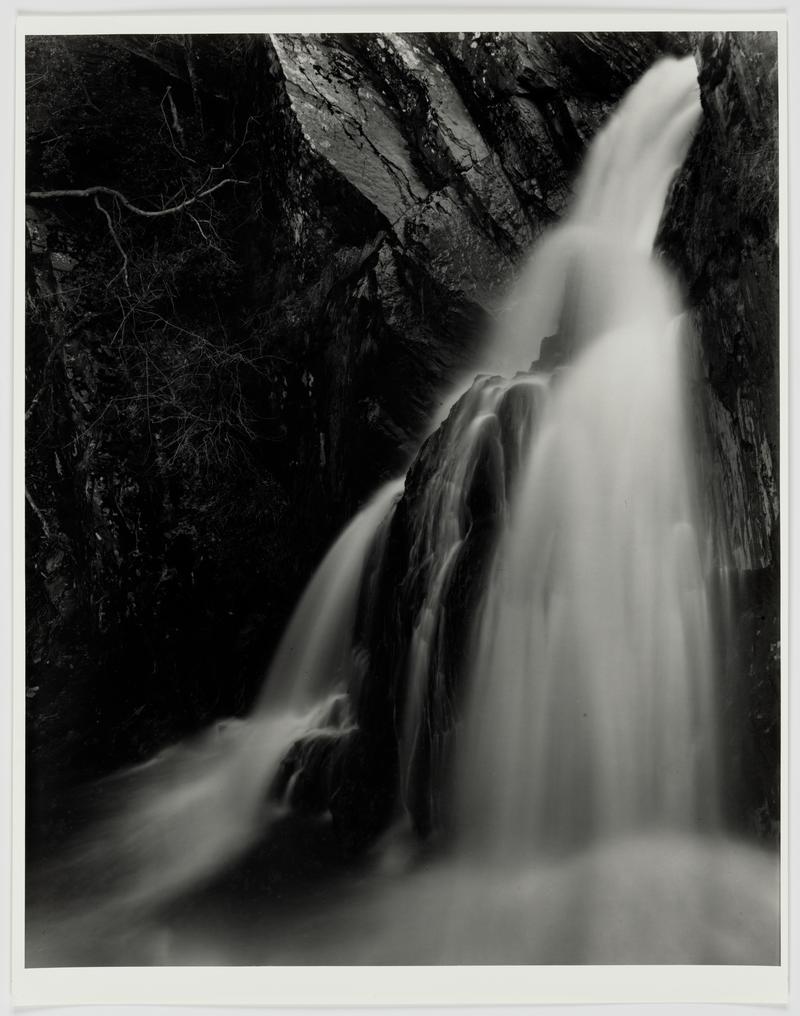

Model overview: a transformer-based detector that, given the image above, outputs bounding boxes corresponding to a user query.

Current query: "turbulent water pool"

[28,819,778,967]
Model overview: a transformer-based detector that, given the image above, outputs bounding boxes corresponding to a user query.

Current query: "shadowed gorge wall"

[659,31,779,838]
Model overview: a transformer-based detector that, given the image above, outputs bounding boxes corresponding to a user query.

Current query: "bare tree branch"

[27,177,251,218]
[93,195,130,293]
[25,485,51,538]
[182,35,205,133]
[209,117,254,173]
[188,213,209,242]
[160,86,196,164]
[25,344,61,423]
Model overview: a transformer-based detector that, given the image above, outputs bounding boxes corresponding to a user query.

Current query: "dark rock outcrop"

[659,31,780,838]
[660,31,779,573]
[274,370,548,844]
[259,31,694,522]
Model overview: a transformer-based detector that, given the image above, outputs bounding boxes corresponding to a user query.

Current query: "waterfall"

[30,55,780,968]
[394,55,717,854]
[256,479,404,712]
[455,306,719,855]
[39,480,403,912]
[488,55,704,376]
[451,57,716,855]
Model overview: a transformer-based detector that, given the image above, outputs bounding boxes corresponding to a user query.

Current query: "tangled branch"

[26,177,251,218]
[160,86,196,165]
[93,195,130,292]
[25,484,51,538]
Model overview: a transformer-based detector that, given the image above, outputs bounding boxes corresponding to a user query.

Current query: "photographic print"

[16,12,786,1005]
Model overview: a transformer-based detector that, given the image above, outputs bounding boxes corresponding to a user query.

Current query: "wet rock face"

[659,32,780,839]
[275,371,549,844]
[660,31,779,573]
[262,31,692,526]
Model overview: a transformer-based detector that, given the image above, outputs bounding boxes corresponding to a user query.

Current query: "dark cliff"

[660,31,779,573]
[660,31,780,837]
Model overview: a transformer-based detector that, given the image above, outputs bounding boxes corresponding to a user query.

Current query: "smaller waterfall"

[39,480,403,913]
[257,480,404,712]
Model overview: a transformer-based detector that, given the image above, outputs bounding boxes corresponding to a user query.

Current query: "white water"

[456,307,719,855]
[256,478,404,711]
[37,480,403,914]
[30,56,779,966]
[398,373,548,817]
[487,55,703,376]
[400,55,718,856]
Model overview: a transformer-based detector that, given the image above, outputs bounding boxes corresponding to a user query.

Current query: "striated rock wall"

[660,31,779,574]
[261,31,691,522]
[659,31,780,838]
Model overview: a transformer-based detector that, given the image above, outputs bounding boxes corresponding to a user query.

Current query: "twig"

[25,344,61,422]
[93,195,130,293]
[188,213,209,242]
[160,86,196,164]
[27,177,251,218]
[209,117,254,173]
[182,35,205,132]
[25,485,51,539]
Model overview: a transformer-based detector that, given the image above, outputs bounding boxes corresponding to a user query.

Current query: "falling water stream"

[28,55,779,967]
[456,63,719,844]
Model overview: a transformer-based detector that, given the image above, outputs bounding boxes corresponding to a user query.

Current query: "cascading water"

[456,306,719,854]
[29,54,779,967]
[396,372,547,824]
[454,57,719,856]
[31,480,403,917]
[393,55,719,854]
